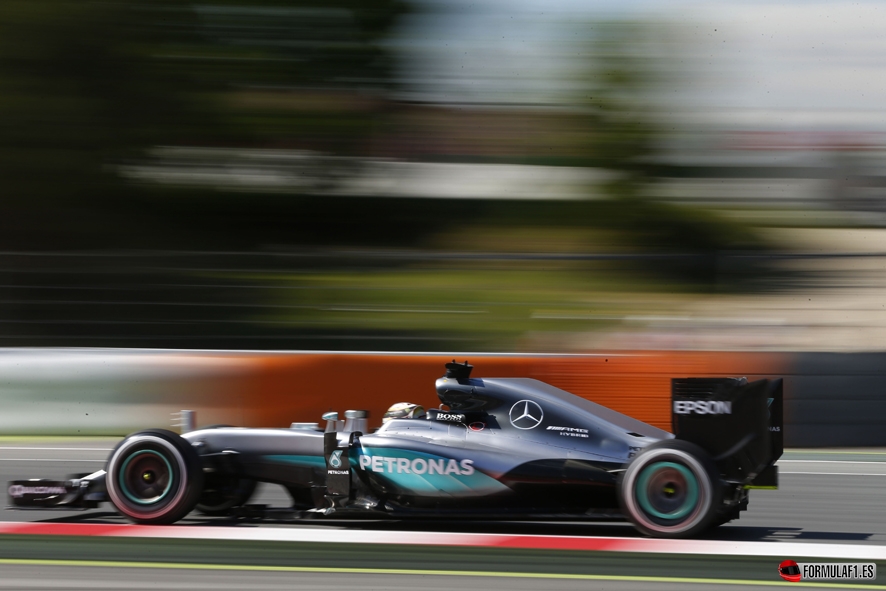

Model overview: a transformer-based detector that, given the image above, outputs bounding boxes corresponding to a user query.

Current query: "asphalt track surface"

[0,564,836,591]
[2,439,886,589]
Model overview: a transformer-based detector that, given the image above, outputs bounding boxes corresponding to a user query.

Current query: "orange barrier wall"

[240,352,792,432]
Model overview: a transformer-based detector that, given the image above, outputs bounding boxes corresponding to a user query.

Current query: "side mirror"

[322,411,339,433]
[344,410,369,435]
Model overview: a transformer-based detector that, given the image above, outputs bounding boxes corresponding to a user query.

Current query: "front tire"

[618,440,721,538]
[106,429,203,525]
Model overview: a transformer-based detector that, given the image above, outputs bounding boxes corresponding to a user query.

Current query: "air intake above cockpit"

[445,360,473,380]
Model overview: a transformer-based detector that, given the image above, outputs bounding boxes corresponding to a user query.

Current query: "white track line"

[0,522,883,560]
[0,459,104,462]
[0,448,112,452]
[779,460,886,464]
[780,471,886,476]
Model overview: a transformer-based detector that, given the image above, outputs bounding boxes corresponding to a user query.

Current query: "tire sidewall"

[106,429,202,524]
[619,440,720,538]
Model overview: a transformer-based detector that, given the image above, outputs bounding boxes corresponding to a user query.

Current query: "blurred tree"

[0,1,184,247]
[578,21,763,275]
[582,22,663,201]
[0,0,408,249]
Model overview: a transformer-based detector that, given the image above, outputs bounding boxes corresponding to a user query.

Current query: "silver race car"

[8,361,782,538]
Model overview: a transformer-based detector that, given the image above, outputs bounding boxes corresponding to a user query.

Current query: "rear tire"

[106,429,203,525]
[618,439,721,538]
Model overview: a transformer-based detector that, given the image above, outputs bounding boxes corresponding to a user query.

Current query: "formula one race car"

[8,361,783,538]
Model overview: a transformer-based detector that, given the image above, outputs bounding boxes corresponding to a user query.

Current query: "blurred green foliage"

[0,5,759,260]
[0,8,775,350]
[247,260,696,351]
[581,22,662,196]
[573,21,767,275]
[0,0,407,249]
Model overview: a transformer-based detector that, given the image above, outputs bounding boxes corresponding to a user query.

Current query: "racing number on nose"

[509,400,544,430]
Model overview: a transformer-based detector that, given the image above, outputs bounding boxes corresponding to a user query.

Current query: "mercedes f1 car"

[8,361,783,538]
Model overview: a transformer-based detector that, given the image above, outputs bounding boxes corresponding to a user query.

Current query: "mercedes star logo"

[509,400,544,430]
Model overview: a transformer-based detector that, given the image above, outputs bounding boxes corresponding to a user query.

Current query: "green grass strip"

[0,436,122,442]
[784,450,886,456]
[0,557,884,589]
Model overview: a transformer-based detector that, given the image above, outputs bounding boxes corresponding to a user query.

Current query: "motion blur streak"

[0,565,817,591]
[0,2,884,354]
[0,349,784,436]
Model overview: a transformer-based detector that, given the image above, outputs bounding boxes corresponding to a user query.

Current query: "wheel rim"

[118,449,174,505]
[635,461,699,521]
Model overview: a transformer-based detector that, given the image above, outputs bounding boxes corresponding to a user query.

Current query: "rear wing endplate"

[671,377,783,487]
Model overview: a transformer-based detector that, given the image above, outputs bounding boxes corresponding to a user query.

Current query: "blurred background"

[3,0,886,353]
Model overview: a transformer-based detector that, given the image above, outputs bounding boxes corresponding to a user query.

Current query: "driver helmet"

[382,402,426,423]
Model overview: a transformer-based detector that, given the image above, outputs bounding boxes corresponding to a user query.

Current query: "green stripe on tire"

[635,461,699,521]
[119,450,173,505]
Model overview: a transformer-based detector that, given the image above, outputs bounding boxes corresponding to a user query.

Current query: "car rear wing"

[671,377,783,488]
